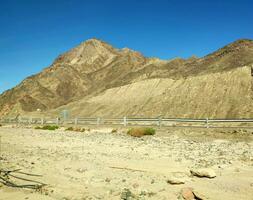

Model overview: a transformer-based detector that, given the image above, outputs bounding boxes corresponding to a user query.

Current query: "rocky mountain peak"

[52,38,118,66]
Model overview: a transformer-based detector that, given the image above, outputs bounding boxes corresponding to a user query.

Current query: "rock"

[77,168,86,173]
[190,168,216,178]
[181,187,195,200]
[132,183,139,188]
[234,168,240,172]
[167,176,185,185]
[192,190,208,200]
[107,189,113,195]
[113,191,121,196]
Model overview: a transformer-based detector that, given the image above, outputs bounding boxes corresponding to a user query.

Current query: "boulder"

[167,176,185,185]
[190,168,216,178]
[181,187,195,200]
[192,190,208,200]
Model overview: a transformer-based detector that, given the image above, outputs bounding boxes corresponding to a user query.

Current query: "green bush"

[127,127,156,137]
[144,127,156,135]
[35,125,59,130]
[43,125,59,130]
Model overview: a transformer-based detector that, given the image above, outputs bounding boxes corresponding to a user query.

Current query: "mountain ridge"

[0,38,253,118]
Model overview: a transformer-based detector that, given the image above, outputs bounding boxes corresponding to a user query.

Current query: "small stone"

[107,189,113,195]
[181,187,195,200]
[234,168,240,172]
[113,191,121,196]
[167,177,185,185]
[132,183,139,188]
[190,168,216,178]
[77,168,86,173]
[151,179,155,184]
[159,188,165,192]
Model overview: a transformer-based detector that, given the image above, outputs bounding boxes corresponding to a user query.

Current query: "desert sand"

[0,126,252,200]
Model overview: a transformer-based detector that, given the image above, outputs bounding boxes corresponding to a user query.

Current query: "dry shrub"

[111,129,117,133]
[127,127,156,137]
[75,127,85,132]
[66,127,74,131]
[65,127,85,132]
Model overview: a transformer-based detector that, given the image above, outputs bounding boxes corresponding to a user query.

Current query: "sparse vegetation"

[127,127,156,137]
[65,127,85,132]
[75,127,85,132]
[111,129,117,133]
[66,127,74,131]
[35,125,59,131]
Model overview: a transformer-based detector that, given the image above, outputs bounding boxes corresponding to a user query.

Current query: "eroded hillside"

[52,66,252,118]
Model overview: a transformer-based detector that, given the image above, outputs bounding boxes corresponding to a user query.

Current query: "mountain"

[0,38,253,118]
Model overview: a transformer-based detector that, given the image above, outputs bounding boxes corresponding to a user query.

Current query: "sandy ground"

[0,126,253,200]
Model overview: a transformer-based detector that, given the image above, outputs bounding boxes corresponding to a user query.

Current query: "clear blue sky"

[0,0,252,94]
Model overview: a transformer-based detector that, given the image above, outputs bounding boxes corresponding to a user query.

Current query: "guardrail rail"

[1,116,253,128]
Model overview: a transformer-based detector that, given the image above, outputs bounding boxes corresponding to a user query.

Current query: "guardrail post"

[56,118,59,126]
[158,116,162,128]
[96,117,100,126]
[123,116,127,127]
[206,118,209,128]
[29,117,32,125]
[17,116,21,125]
[75,118,78,126]
[41,117,44,125]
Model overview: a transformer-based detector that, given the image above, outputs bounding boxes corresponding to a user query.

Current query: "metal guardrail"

[1,117,253,128]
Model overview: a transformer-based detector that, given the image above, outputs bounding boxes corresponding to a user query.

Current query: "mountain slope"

[54,66,251,118]
[0,39,253,118]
